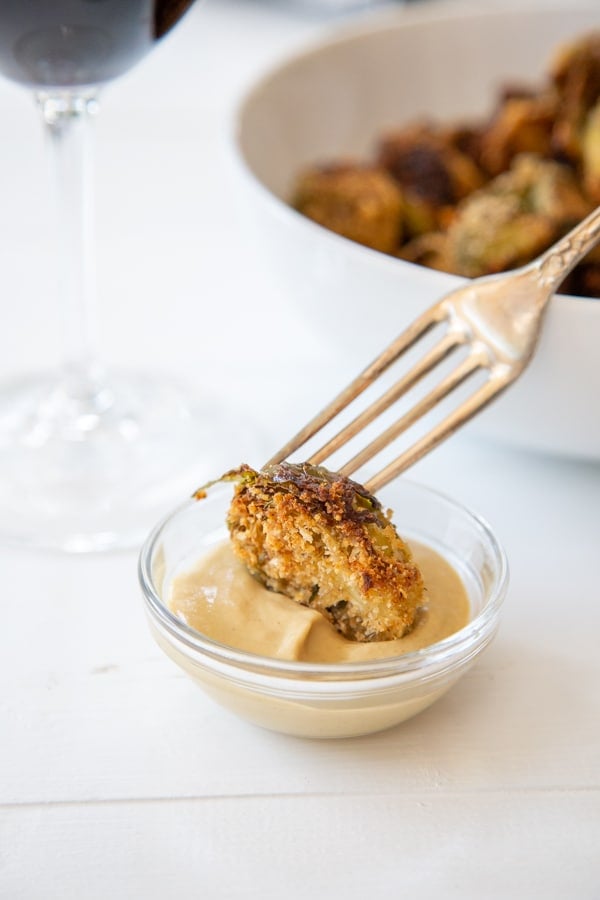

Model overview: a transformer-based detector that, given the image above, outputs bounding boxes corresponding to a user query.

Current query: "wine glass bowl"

[0,1,194,88]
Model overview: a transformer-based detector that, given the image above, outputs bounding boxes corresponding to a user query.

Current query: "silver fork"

[267,206,600,493]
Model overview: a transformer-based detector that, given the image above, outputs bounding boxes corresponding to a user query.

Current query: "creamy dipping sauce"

[169,540,469,662]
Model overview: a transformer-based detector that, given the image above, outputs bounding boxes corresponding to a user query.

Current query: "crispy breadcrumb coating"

[222,463,424,642]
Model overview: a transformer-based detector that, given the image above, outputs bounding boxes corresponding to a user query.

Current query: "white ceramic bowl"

[233,2,600,461]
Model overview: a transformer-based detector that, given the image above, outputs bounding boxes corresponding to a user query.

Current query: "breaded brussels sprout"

[551,31,600,161]
[397,231,454,273]
[376,123,484,235]
[293,163,403,254]
[446,154,591,277]
[220,463,425,643]
[581,99,600,201]
[478,92,557,176]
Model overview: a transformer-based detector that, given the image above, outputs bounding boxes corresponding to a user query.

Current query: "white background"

[1,1,599,897]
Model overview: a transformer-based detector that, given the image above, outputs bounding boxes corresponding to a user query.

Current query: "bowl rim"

[139,478,509,681]
[232,0,600,312]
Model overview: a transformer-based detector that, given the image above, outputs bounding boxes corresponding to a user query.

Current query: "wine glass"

[0,1,245,552]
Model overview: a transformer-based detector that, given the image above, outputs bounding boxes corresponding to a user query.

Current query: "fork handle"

[537,204,600,290]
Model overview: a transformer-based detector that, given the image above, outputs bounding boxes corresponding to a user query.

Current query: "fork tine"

[266,303,447,466]
[308,329,465,465]
[363,372,511,493]
[339,350,487,478]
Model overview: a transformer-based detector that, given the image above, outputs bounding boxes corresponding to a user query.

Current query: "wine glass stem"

[37,90,105,404]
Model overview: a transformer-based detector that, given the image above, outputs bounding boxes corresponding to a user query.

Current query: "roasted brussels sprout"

[293,163,403,254]
[218,463,425,642]
[446,154,591,277]
[290,30,600,297]
[551,31,600,162]
[376,123,484,235]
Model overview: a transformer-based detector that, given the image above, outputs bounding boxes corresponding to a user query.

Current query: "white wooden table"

[1,2,599,896]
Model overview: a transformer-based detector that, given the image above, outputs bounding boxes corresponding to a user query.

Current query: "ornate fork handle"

[538,205,600,289]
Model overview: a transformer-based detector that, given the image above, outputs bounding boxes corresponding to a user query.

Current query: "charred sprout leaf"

[192,464,258,500]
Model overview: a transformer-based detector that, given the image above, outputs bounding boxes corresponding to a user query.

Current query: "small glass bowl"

[139,480,508,739]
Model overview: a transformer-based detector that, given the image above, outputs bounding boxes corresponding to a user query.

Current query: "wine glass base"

[0,369,265,553]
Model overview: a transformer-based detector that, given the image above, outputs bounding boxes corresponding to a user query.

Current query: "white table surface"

[1,1,599,897]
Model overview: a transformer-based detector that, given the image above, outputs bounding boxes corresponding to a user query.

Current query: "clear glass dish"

[139,480,508,739]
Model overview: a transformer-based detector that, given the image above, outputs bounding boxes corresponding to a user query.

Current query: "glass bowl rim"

[139,478,509,681]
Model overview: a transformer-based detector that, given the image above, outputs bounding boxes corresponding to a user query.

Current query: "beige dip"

[169,540,469,662]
